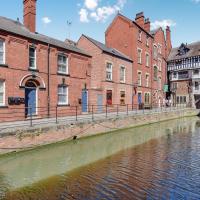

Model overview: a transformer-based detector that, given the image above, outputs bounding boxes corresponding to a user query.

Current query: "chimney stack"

[166,26,172,56]
[135,12,145,28]
[23,0,37,32]
[144,18,150,32]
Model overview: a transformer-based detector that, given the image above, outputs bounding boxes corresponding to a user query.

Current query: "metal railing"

[0,103,191,128]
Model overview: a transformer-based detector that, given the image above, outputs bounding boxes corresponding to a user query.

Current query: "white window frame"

[138,30,142,41]
[146,36,149,47]
[120,65,126,83]
[158,58,162,71]
[137,71,142,86]
[58,54,69,75]
[137,48,142,64]
[106,62,113,81]
[0,80,5,106]
[0,39,5,65]
[144,92,150,104]
[145,73,149,87]
[153,44,158,59]
[29,46,36,69]
[158,43,162,54]
[145,52,150,67]
[58,85,69,105]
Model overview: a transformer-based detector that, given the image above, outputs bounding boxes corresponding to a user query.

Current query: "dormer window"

[178,43,190,56]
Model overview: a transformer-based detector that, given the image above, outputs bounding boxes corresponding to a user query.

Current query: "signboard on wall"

[163,84,169,92]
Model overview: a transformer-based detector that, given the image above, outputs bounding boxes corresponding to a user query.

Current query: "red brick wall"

[0,31,91,122]
[78,35,133,107]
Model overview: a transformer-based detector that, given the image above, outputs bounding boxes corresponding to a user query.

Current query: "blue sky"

[1,0,200,47]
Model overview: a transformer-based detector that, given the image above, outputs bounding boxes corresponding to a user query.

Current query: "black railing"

[0,103,191,128]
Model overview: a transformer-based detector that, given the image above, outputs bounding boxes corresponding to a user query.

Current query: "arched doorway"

[25,80,38,116]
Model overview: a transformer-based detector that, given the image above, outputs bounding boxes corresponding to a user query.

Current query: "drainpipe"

[47,44,50,117]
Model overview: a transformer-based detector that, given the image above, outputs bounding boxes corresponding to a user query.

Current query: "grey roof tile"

[168,41,200,61]
[83,35,133,62]
[0,16,91,57]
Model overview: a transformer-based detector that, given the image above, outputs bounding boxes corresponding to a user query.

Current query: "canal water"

[0,117,200,200]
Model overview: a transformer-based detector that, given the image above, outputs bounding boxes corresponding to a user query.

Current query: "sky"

[1,0,200,48]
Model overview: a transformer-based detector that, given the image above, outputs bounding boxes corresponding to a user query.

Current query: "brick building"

[105,12,172,107]
[0,0,91,121]
[78,35,133,110]
[167,42,200,108]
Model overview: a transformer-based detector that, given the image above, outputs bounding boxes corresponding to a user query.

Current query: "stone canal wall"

[0,108,199,155]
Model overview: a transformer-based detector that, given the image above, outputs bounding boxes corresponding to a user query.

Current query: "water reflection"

[0,117,200,199]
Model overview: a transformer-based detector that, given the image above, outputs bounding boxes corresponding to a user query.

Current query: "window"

[153,45,158,59]
[146,36,149,47]
[138,71,142,86]
[173,72,177,79]
[0,80,5,106]
[145,53,149,67]
[29,46,36,69]
[153,66,158,80]
[106,90,112,105]
[144,93,150,104]
[137,49,142,64]
[58,55,68,74]
[158,59,162,71]
[195,82,199,90]
[120,66,126,83]
[158,77,162,90]
[58,85,68,105]
[146,74,149,87]
[194,69,199,75]
[106,62,113,81]
[158,44,162,54]
[120,91,126,105]
[176,96,180,104]
[138,30,142,41]
[0,40,5,64]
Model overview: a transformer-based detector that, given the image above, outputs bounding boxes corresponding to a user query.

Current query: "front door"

[82,89,88,112]
[97,94,103,113]
[138,92,142,104]
[25,88,37,116]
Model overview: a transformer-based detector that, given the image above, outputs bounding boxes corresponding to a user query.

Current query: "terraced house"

[0,0,91,122]
[105,12,172,107]
[78,35,133,110]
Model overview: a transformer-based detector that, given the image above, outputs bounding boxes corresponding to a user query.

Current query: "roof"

[0,16,91,57]
[168,41,200,61]
[106,13,154,39]
[82,35,133,62]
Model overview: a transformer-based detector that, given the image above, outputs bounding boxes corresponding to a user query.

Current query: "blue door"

[25,88,37,116]
[82,90,88,112]
[97,94,103,113]
[138,93,142,104]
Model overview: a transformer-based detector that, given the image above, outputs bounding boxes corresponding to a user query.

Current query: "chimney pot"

[135,12,145,28]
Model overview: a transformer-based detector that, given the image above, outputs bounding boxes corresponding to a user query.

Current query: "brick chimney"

[144,18,150,32]
[23,0,37,32]
[166,26,172,56]
[135,12,145,28]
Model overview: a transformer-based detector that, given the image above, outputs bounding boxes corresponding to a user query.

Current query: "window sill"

[138,40,142,43]
[57,72,70,77]
[0,64,8,68]
[29,68,39,72]
[120,81,126,84]
[57,104,70,107]
[106,80,114,83]
[0,106,8,109]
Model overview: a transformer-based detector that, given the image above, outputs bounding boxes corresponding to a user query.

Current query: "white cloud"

[79,0,127,23]
[84,0,99,10]
[79,8,89,23]
[151,19,176,30]
[42,17,52,24]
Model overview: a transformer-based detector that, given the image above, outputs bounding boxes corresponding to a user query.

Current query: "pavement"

[0,106,192,136]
